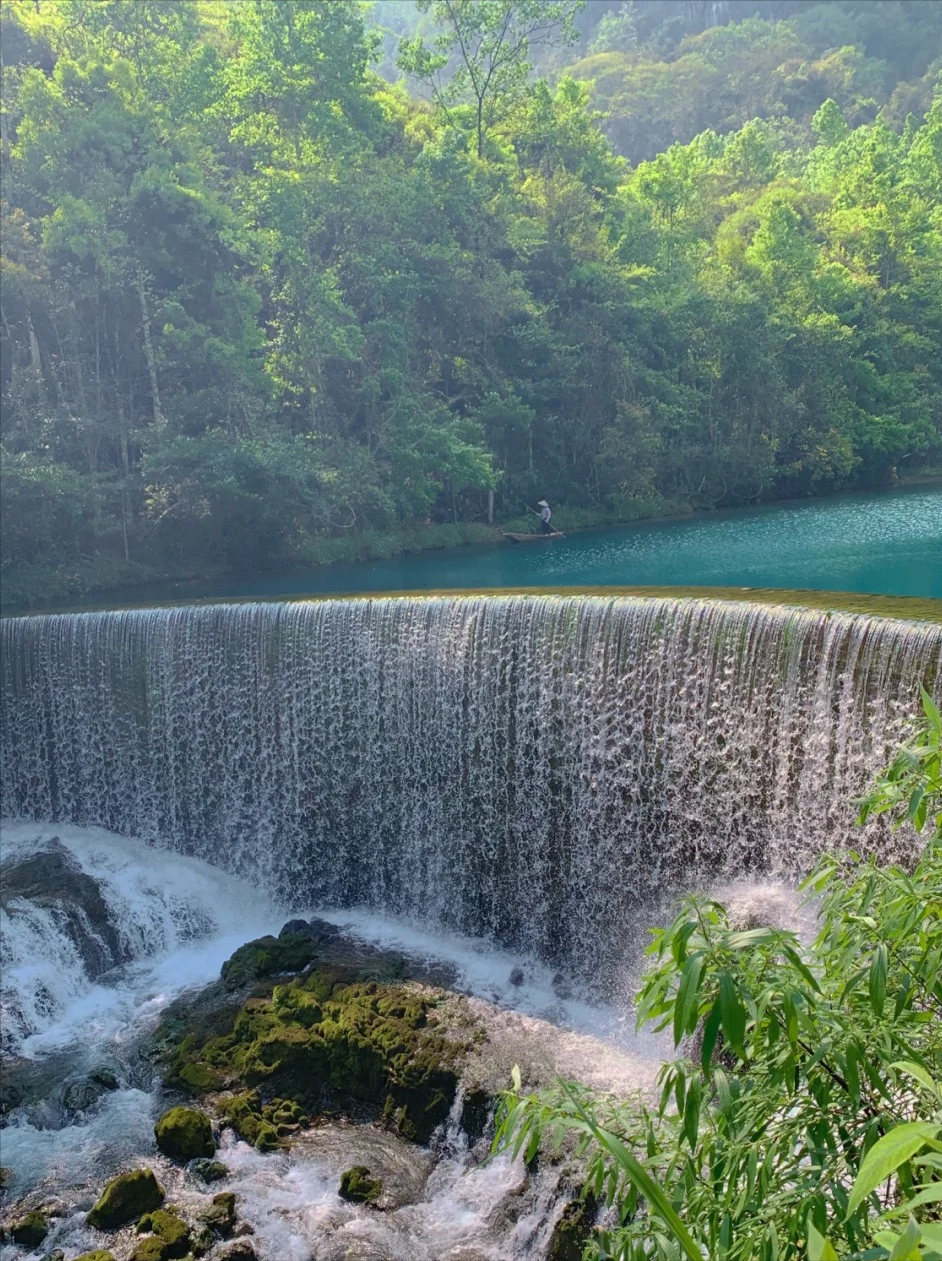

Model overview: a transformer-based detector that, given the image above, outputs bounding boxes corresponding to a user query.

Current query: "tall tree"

[398,0,582,157]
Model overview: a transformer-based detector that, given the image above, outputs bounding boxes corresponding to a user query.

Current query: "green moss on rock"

[86,1168,165,1230]
[205,1191,237,1234]
[154,1105,215,1162]
[74,1252,116,1261]
[160,957,476,1147]
[220,934,319,988]
[188,1157,228,1182]
[548,1192,599,1261]
[338,1165,382,1204]
[135,1209,191,1258]
[12,1210,48,1246]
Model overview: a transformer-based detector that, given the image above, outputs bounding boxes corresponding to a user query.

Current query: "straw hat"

[538,500,549,507]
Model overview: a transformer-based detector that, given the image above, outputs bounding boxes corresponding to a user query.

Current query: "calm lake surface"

[94,486,942,606]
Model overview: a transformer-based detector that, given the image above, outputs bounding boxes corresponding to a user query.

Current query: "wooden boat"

[501,531,566,542]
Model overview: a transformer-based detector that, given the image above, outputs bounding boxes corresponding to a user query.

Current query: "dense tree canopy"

[1,0,940,606]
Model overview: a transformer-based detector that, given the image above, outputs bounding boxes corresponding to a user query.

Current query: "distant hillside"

[369,1,942,162]
[569,0,942,161]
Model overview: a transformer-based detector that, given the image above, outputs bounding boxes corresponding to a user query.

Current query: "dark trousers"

[540,519,552,534]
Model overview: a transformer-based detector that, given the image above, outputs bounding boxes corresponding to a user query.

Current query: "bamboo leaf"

[847,1123,940,1217]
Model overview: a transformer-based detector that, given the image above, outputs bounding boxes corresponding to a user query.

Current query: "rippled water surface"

[108,486,942,604]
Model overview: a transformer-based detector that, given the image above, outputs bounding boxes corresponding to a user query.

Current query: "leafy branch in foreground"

[494,693,942,1260]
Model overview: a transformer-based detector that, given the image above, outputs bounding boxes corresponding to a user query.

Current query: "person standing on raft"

[538,500,553,534]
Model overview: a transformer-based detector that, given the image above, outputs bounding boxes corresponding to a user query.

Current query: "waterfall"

[2,595,939,978]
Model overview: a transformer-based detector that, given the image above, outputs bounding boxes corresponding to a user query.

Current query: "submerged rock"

[551,973,573,1000]
[38,1251,65,1261]
[11,1209,48,1246]
[187,1157,228,1183]
[154,1105,215,1162]
[86,1168,164,1230]
[61,1066,120,1115]
[508,966,525,987]
[338,1166,383,1205]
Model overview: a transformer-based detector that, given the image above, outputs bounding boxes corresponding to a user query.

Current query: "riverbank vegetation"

[2,0,940,607]
[496,690,942,1259]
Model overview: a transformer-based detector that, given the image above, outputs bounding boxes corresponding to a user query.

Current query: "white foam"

[1,820,282,1055]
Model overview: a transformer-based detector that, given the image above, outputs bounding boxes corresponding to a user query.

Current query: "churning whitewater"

[2,595,939,978]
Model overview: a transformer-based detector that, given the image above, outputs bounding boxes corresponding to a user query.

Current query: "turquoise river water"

[87,485,942,605]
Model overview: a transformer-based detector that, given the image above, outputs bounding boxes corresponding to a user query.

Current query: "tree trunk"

[135,265,165,428]
[487,487,494,524]
[26,311,42,373]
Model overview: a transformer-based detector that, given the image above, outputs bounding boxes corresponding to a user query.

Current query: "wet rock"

[0,841,126,978]
[154,1105,215,1162]
[86,1168,165,1230]
[279,918,314,939]
[234,1221,255,1237]
[547,1192,598,1261]
[168,972,473,1146]
[214,1242,257,1261]
[459,1087,492,1143]
[508,966,525,987]
[133,1209,191,1260]
[12,1210,48,1246]
[39,1251,65,1261]
[551,973,573,1000]
[187,1157,228,1183]
[220,934,319,988]
[62,1065,120,1114]
[0,1166,10,1190]
[338,1166,383,1205]
[204,1191,237,1235]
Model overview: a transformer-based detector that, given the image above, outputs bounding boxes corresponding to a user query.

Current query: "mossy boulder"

[86,1168,165,1230]
[74,1253,115,1261]
[205,1191,237,1235]
[135,1209,191,1259]
[12,1210,48,1246]
[338,1166,382,1205]
[220,934,318,988]
[154,1106,215,1161]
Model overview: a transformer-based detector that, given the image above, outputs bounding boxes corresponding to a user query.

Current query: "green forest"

[1,0,940,607]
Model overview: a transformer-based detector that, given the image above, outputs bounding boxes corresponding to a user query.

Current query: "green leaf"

[889,1061,939,1098]
[807,1218,840,1260]
[888,1215,921,1260]
[847,1122,940,1217]
[869,943,888,1018]
[718,971,747,1058]
[683,1075,701,1150]
[700,1001,722,1073]
[674,952,705,1046]
[560,1082,704,1261]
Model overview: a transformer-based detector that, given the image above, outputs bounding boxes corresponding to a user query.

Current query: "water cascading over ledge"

[2,595,939,978]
